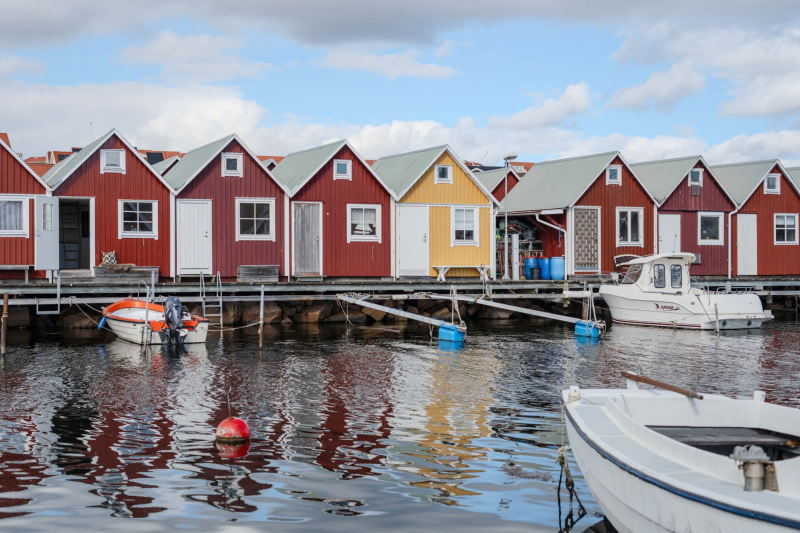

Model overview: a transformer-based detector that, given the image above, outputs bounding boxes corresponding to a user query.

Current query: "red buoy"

[217,440,250,459]
[216,417,251,443]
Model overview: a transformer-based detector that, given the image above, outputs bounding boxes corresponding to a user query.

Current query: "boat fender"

[98,316,107,330]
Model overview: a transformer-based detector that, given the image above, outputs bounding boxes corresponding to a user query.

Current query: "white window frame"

[346,203,381,243]
[435,164,453,185]
[221,152,244,178]
[333,159,352,181]
[451,206,480,247]
[774,213,799,245]
[100,149,126,174]
[616,207,644,247]
[697,211,724,246]
[118,200,158,239]
[235,197,276,241]
[764,173,781,194]
[0,195,30,237]
[688,168,703,187]
[606,165,622,185]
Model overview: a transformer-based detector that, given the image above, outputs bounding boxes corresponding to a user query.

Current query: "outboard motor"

[163,296,187,344]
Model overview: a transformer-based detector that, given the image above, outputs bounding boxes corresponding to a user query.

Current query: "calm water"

[1,319,799,532]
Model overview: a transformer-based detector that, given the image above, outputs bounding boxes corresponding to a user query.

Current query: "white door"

[177,200,212,275]
[34,196,59,270]
[397,205,429,276]
[658,214,681,253]
[292,202,322,276]
[738,213,758,276]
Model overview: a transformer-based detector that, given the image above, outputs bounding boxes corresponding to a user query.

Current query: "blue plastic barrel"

[539,258,551,280]
[524,257,538,280]
[550,257,565,280]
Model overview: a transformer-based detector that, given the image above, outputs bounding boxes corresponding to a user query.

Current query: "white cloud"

[488,82,593,129]
[704,130,800,165]
[121,31,277,83]
[434,40,471,58]
[607,62,704,113]
[320,50,456,79]
[0,54,44,77]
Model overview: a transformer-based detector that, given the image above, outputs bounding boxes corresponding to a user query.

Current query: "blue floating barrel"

[539,258,551,280]
[550,257,566,280]
[524,257,538,280]
[575,320,601,338]
[439,324,466,343]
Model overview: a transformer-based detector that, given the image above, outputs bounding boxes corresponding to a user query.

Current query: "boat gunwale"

[102,298,209,328]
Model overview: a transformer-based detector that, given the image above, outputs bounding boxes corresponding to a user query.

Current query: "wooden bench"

[0,265,32,284]
[433,265,490,282]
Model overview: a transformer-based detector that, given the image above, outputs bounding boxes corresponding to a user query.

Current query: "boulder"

[405,305,419,316]
[57,307,102,329]
[280,317,293,325]
[326,309,367,323]
[465,304,481,317]
[292,301,333,323]
[478,305,513,320]
[241,301,282,325]
[222,301,242,325]
[362,306,386,322]
[3,306,30,328]
[32,314,56,328]
[278,302,296,318]
[415,299,439,312]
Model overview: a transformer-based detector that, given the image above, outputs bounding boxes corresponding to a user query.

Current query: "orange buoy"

[216,417,251,443]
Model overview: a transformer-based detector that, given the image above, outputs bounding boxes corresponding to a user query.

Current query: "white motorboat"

[563,375,800,533]
[599,253,771,330]
[101,298,209,345]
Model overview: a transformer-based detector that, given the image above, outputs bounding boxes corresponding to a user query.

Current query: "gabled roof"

[165,134,288,195]
[473,167,520,193]
[505,151,655,213]
[711,159,800,206]
[272,139,395,198]
[41,129,173,192]
[152,155,180,175]
[786,166,800,184]
[631,155,736,206]
[371,144,498,205]
[0,135,51,191]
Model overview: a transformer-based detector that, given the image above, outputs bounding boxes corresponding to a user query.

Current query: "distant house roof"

[27,162,55,177]
[505,151,653,213]
[41,129,171,192]
[371,144,497,204]
[272,139,393,198]
[0,135,51,190]
[0,133,10,147]
[631,155,736,206]
[25,156,46,163]
[257,155,284,164]
[137,149,184,165]
[473,167,520,193]
[165,134,287,195]
[711,159,800,206]
[151,155,181,175]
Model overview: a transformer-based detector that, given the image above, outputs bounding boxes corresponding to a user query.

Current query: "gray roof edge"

[630,155,703,167]
[535,151,618,166]
[283,139,345,158]
[711,159,780,169]
[374,144,447,162]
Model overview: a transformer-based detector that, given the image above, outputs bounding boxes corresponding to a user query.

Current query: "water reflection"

[0,319,798,531]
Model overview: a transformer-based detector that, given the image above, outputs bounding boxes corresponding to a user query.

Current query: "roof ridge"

[183,134,236,155]
[283,139,345,158]
[375,144,447,161]
[534,151,617,165]
[711,159,779,168]
[630,155,702,166]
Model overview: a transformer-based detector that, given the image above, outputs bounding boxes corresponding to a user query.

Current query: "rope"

[335,294,355,328]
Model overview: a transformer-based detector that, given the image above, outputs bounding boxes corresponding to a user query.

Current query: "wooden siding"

[491,172,519,203]
[575,156,655,272]
[659,161,735,276]
[429,206,492,277]
[53,135,172,277]
[401,152,491,205]
[178,139,286,280]
[290,145,391,277]
[732,164,800,276]
[0,145,47,277]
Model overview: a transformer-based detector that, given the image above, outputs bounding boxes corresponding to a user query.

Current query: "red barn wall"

[491,172,519,203]
[732,164,800,276]
[290,145,392,277]
[53,135,172,277]
[659,161,735,276]
[178,139,286,280]
[575,156,656,272]
[0,146,47,278]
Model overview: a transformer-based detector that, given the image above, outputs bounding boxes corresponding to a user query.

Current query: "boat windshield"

[621,264,643,284]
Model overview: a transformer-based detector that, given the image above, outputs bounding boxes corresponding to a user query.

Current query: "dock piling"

[259,285,264,349]
[1,293,7,355]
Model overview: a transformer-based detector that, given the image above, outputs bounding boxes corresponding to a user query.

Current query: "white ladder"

[201,272,223,328]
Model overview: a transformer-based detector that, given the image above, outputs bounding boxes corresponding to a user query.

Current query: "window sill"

[606,181,622,186]
[120,233,157,239]
[775,241,799,246]
[237,235,276,242]
[348,236,380,243]
[617,242,643,247]
[333,176,352,181]
[222,173,244,178]
[699,241,724,246]
[435,180,453,185]
[452,241,479,247]
[102,168,125,174]
[765,190,780,194]
[0,232,27,237]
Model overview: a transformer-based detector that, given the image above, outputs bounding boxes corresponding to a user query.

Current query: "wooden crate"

[237,265,279,283]
[94,265,160,283]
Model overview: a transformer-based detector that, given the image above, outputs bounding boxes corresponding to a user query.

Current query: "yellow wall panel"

[401,151,491,205]
[427,206,492,277]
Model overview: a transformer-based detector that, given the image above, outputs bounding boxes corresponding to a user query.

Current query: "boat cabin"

[619,253,696,294]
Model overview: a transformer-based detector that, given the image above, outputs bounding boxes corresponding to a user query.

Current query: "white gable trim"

[567,152,659,208]
[649,156,738,208]
[732,160,800,215]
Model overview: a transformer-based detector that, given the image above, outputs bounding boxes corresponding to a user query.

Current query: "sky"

[3,0,800,166]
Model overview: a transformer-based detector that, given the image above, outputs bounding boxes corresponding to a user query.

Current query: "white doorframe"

[55,195,95,271]
[176,199,213,275]
[291,201,323,276]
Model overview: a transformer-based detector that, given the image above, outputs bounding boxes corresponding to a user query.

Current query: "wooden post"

[1,293,8,355]
[258,285,265,349]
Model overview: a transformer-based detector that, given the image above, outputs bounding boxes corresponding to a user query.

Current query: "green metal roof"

[42,130,113,188]
[630,156,701,204]
[710,160,780,205]
[152,155,180,175]
[505,152,618,212]
[473,167,516,193]
[163,135,235,190]
[271,140,346,194]
[371,145,447,198]
[785,166,800,184]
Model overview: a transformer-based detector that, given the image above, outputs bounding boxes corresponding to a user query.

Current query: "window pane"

[140,223,153,232]
[619,211,628,241]
[788,229,797,242]
[438,167,448,180]
[464,229,474,241]
[123,212,137,221]
[106,151,120,166]
[336,162,348,175]
[124,202,137,212]
[226,157,238,171]
[364,208,376,223]
[767,176,777,190]
[455,230,464,240]
[621,264,643,284]
[700,216,720,241]
[138,211,153,222]
[609,168,618,181]
[139,203,152,212]
[690,170,701,183]
[455,209,464,230]
[671,265,682,288]
[631,211,640,242]
[240,219,255,235]
[255,219,270,235]
[654,264,665,288]
[240,202,254,219]
[124,222,137,232]
[351,208,363,224]
[256,202,270,219]
[0,201,23,231]
[787,216,797,229]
